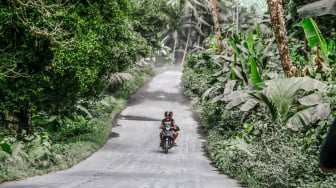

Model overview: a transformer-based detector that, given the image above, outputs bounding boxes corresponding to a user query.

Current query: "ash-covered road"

[0,71,240,188]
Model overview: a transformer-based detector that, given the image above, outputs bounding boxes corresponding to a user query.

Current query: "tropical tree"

[0,0,178,135]
[210,0,223,53]
[130,0,180,50]
[164,0,213,64]
[267,0,293,77]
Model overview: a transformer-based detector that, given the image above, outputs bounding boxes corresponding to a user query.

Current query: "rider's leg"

[173,131,179,145]
[160,131,163,146]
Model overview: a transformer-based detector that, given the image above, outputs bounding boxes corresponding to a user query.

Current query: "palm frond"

[265,79,299,117]
[75,104,93,119]
[109,72,133,87]
[249,92,277,121]
[264,77,327,118]
[245,77,330,127]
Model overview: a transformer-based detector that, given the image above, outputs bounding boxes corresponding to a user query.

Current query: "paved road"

[0,71,240,188]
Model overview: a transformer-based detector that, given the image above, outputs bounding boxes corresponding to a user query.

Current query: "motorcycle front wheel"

[164,139,170,154]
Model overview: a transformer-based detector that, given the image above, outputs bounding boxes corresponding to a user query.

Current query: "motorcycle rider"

[160,111,178,147]
[169,111,179,140]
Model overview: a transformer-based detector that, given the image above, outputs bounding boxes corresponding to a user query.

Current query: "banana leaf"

[328,39,336,53]
[228,38,247,65]
[231,66,244,81]
[224,91,249,110]
[301,18,329,65]
[223,80,237,95]
[240,98,259,112]
[286,103,330,131]
[328,39,336,62]
[246,31,256,56]
[249,56,263,90]
[202,86,219,100]
[298,93,324,106]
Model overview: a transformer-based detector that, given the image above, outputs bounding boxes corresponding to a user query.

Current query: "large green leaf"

[223,80,237,95]
[225,91,249,109]
[264,77,327,118]
[246,31,255,56]
[264,77,327,92]
[287,103,330,130]
[301,18,329,64]
[298,94,324,106]
[228,38,247,65]
[249,56,263,90]
[328,39,336,54]
[231,66,244,80]
[0,143,12,155]
[240,98,259,112]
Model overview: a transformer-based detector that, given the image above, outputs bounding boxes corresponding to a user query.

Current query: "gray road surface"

[0,70,240,188]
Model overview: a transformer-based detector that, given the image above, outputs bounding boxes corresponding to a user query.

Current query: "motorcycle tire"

[164,139,170,154]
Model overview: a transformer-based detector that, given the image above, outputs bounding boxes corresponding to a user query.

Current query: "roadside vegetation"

[181,0,336,187]
[0,63,154,182]
[0,0,177,183]
[2,0,336,187]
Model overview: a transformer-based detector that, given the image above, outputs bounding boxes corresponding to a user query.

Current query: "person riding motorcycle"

[168,111,179,137]
[160,111,179,147]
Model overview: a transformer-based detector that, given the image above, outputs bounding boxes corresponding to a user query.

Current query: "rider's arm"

[159,119,164,129]
[172,119,177,130]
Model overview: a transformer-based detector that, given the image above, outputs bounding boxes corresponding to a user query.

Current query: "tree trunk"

[172,30,178,64]
[181,20,192,65]
[211,0,223,54]
[268,0,293,77]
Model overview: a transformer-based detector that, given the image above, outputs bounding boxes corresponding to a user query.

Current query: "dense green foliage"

[182,7,336,187]
[284,0,336,39]
[0,0,178,134]
[2,0,336,186]
[0,0,177,181]
[0,63,154,183]
[183,51,336,188]
[0,1,177,133]
[131,0,180,49]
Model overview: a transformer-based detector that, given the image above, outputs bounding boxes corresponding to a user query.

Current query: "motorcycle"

[161,126,174,154]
